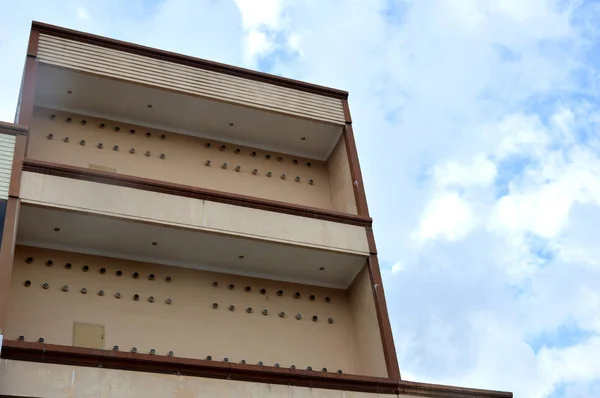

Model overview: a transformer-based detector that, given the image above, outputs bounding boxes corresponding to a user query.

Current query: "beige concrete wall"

[19,171,369,256]
[37,34,346,125]
[0,360,401,398]
[29,107,342,211]
[6,246,370,374]
[347,266,388,378]
[327,136,358,215]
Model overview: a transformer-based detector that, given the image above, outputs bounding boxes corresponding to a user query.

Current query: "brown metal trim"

[27,29,39,57]
[9,135,27,198]
[398,380,513,398]
[365,226,378,255]
[31,21,348,100]
[341,100,369,217]
[0,122,28,136]
[22,159,373,227]
[367,254,401,381]
[342,123,370,217]
[342,100,398,380]
[1,340,398,394]
[0,340,512,397]
[16,56,38,126]
[0,198,21,332]
[341,100,353,124]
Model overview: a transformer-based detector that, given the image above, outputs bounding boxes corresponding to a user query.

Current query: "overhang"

[17,204,366,288]
[31,22,350,161]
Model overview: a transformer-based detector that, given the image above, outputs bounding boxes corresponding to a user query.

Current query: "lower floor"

[0,358,395,398]
[0,357,512,398]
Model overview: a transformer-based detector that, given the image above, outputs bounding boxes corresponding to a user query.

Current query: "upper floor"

[23,22,362,217]
[13,21,373,292]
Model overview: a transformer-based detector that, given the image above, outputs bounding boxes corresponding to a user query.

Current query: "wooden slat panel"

[0,134,15,200]
[38,34,345,125]
[38,39,341,115]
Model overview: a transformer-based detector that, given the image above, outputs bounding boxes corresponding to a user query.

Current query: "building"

[0,21,512,398]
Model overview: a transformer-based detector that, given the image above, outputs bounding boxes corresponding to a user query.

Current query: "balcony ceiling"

[16,205,365,289]
[34,64,343,161]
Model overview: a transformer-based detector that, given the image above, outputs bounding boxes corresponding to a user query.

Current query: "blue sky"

[1,1,600,397]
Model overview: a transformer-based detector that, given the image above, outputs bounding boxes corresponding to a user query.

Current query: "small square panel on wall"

[73,322,105,349]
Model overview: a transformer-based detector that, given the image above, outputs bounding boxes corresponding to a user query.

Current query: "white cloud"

[234,0,285,65]
[245,30,274,59]
[416,192,476,242]
[433,155,498,188]
[492,181,573,239]
[391,261,405,274]
[492,113,550,160]
[234,0,283,30]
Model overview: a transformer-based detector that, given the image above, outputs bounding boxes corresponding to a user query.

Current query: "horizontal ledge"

[398,381,513,398]
[31,22,349,100]
[1,340,396,394]
[22,159,373,228]
[0,121,28,136]
[1,340,513,397]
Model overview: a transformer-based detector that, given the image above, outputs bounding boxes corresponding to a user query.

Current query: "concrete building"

[0,22,512,398]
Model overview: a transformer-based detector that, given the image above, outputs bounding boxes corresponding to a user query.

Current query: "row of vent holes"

[23,280,173,303]
[49,114,167,140]
[212,303,333,323]
[206,143,312,167]
[47,133,314,182]
[15,336,343,372]
[26,258,172,282]
[49,114,313,167]
[46,134,166,159]
[23,280,332,322]
[214,282,332,303]
[205,161,314,183]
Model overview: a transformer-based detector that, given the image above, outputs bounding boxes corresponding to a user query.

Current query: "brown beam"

[342,99,396,378]
[15,56,37,127]
[341,100,370,218]
[367,254,401,381]
[341,99,353,124]
[27,29,39,57]
[398,380,514,398]
[22,159,372,227]
[0,340,512,397]
[0,198,21,332]
[0,122,28,136]
[365,226,378,255]
[1,340,399,395]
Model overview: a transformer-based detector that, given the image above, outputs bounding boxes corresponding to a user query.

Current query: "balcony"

[4,203,386,378]
[28,32,360,216]
[28,103,357,214]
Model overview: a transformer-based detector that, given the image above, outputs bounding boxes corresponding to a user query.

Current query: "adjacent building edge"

[0,25,513,398]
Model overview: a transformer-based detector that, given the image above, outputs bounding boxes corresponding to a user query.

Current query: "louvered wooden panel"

[37,34,345,125]
[0,134,15,200]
